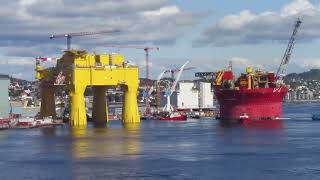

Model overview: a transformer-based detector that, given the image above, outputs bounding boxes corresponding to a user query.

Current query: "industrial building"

[0,74,9,118]
[160,81,215,111]
[199,82,214,108]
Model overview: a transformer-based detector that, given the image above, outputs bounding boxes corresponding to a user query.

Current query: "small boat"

[0,112,21,129]
[312,113,320,121]
[16,117,38,128]
[140,115,155,120]
[189,112,200,119]
[108,114,119,121]
[159,112,187,121]
[0,118,10,130]
[239,113,250,124]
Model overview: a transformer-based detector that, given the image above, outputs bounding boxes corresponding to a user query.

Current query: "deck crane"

[276,18,302,84]
[163,61,189,112]
[50,29,120,50]
[102,45,159,79]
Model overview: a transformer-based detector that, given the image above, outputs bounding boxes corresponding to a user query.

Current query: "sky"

[2,0,320,80]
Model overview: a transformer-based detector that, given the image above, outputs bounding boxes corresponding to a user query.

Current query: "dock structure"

[36,50,140,126]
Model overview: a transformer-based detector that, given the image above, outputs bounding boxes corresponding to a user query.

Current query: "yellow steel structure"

[36,50,140,126]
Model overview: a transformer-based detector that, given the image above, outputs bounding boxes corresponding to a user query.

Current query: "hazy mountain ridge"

[286,69,320,81]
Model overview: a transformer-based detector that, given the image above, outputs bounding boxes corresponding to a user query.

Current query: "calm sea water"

[1,102,320,180]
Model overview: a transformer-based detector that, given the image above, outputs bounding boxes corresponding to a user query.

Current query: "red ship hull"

[214,87,288,122]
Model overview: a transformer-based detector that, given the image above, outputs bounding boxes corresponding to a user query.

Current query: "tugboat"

[0,106,21,129]
[239,113,250,124]
[0,118,10,130]
[159,111,187,121]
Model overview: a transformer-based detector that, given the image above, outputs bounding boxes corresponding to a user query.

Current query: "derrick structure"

[36,50,140,126]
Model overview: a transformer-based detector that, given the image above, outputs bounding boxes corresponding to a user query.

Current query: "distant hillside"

[286,69,320,81]
[10,76,34,85]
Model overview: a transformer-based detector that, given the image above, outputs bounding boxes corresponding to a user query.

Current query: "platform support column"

[92,86,107,126]
[70,85,86,126]
[40,85,56,118]
[122,85,140,124]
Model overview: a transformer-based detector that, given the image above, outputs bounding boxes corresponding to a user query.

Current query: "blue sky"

[1,0,320,80]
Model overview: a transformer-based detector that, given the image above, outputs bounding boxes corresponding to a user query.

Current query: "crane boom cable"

[164,67,196,74]
[50,29,120,39]
[50,29,121,50]
[102,44,159,50]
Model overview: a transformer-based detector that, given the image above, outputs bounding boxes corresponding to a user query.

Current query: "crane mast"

[102,44,159,79]
[276,18,302,83]
[145,71,166,115]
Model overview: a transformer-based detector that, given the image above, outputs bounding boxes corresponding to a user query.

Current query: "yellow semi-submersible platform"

[36,50,140,126]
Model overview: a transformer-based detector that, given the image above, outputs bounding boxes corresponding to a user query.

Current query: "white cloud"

[138,60,153,68]
[300,58,320,69]
[281,0,316,16]
[0,0,205,80]
[218,10,256,30]
[11,72,23,79]
[230,57,256,68]
[141,6,180,17]
[0,0,203,56]
[194,0,320,47]
[0,57,34,66]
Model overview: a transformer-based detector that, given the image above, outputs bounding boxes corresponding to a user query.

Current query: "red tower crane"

[50,29,120,50]
[103,45,159,79]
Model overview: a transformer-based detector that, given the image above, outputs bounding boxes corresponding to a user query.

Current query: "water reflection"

[216,120,286,147]
[0,131,8,140]
[219,120,284,129]
[71,125,140,159]
[244,120,284,129]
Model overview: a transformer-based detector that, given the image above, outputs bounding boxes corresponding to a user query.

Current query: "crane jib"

[276,18,302,79]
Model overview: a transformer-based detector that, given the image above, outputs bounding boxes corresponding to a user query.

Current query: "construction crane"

[164,66,196,80]
[50,29,120,50]
[102,45,159,79]
[35,56,65,86]
[143,70,166,115]
[142,66,195,114]
[163,61,189,112]
[276,18,302,84]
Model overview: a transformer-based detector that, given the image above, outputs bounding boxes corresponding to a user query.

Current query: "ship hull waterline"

[214,87,288,124]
